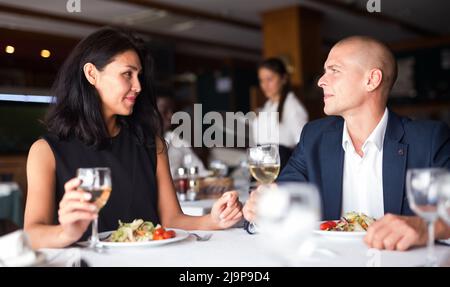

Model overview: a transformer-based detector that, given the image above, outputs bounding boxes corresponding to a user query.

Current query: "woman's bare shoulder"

[28,139,55,168]
[29,138,52,154]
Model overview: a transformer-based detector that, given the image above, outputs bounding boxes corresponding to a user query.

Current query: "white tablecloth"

[39,228,450,267]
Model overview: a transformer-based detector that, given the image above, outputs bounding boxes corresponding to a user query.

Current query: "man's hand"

[364,214,428,251]
[243,189,260,222]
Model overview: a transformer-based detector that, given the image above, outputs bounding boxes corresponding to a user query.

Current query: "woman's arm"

[24,139,96,249]
[155,137,242,230]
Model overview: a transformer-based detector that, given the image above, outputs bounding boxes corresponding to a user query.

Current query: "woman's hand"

[58,177,98,244]
[210,191,243,229]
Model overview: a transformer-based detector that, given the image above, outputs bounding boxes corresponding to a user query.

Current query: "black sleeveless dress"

[42,125,160,241]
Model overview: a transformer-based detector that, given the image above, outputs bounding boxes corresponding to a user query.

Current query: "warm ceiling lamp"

[5,45,15,54]
[40,49,51,58]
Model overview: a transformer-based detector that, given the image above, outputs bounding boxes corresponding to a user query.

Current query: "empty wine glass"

[437,172,450,226]
[255,182,321,266]
[77,167,112,251]
[406,168,447,267]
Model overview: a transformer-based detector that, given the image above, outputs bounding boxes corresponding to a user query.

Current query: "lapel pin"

[398,149,404,156]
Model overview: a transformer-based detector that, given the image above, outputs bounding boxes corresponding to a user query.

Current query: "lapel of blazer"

[382,110,408,215]
[320,119,345,220]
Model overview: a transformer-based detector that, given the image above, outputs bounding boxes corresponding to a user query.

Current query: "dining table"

[38,227,450,267]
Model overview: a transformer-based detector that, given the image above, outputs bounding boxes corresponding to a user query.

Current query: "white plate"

[313,221,367,239]
[94,228,190,247]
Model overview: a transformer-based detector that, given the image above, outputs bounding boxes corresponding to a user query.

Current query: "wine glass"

[437,172,450,225]
[77,167,112,251]
[247,144,280,185]
[245,144,280,234]
[406,168,447,267]
[255,182,321,266]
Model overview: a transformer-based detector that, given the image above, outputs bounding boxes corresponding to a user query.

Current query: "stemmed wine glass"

[437,172,450,225]
[77,167,112,251]
[245,144,280,234]
[247,144,280,185]
[406,168,447,267]
[255,182,322,266]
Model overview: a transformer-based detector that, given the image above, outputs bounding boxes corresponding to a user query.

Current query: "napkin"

[0,230,39,267]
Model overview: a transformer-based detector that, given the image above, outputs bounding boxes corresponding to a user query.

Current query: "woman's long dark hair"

[258,58,291,123]
[45,27,162,149]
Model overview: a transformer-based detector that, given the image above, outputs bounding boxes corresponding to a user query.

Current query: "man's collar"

[341,108,389,152]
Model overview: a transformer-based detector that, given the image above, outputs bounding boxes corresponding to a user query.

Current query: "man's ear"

[366,68,383,92]
[83,63,98,86]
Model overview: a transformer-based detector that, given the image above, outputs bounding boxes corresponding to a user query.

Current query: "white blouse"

[252,92,308,148]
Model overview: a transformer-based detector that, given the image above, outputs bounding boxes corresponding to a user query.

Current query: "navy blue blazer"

[277,110,450,220]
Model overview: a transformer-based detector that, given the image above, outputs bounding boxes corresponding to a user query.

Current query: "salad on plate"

[319,212,376,232]
[108,219,176,242]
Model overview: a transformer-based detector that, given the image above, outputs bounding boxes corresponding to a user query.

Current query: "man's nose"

[317,74,327,88]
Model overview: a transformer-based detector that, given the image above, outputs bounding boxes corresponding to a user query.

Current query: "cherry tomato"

[153,234,165,240]
[163,230,176,239]
[320,221,337,231]
[154,227,165,236]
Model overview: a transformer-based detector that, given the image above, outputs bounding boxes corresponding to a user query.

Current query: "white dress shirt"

[252,92,308,148]
[341,108,389,219]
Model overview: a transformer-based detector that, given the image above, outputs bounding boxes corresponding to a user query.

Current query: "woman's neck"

[269,93,281,103]
[104,115,120,137]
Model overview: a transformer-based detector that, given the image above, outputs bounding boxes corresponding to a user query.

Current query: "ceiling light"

[40,49,51,58]
[5,45,15,54]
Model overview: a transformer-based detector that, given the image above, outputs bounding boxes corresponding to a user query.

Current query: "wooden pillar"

[261,5,323,101]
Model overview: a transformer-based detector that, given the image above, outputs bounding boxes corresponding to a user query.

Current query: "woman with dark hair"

[253,58,309,169]
[24,27,242,249]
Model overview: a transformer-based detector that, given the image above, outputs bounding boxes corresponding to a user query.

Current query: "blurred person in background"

[156,93,207,178]
[253,58,309,169]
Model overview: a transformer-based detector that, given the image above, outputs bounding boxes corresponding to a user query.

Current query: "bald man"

[243,36,450,251]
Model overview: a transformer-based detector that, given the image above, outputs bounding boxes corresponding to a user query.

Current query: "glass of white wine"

[77,167,112,250]
[245,144,280,234]
[247,144,280,185]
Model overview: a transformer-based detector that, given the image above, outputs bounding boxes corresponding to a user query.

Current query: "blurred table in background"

[0,182,23,228]
[180,176,250,216]
[180,198,215,216]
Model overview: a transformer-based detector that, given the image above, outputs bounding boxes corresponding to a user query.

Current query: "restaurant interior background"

[0,0,450,219]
